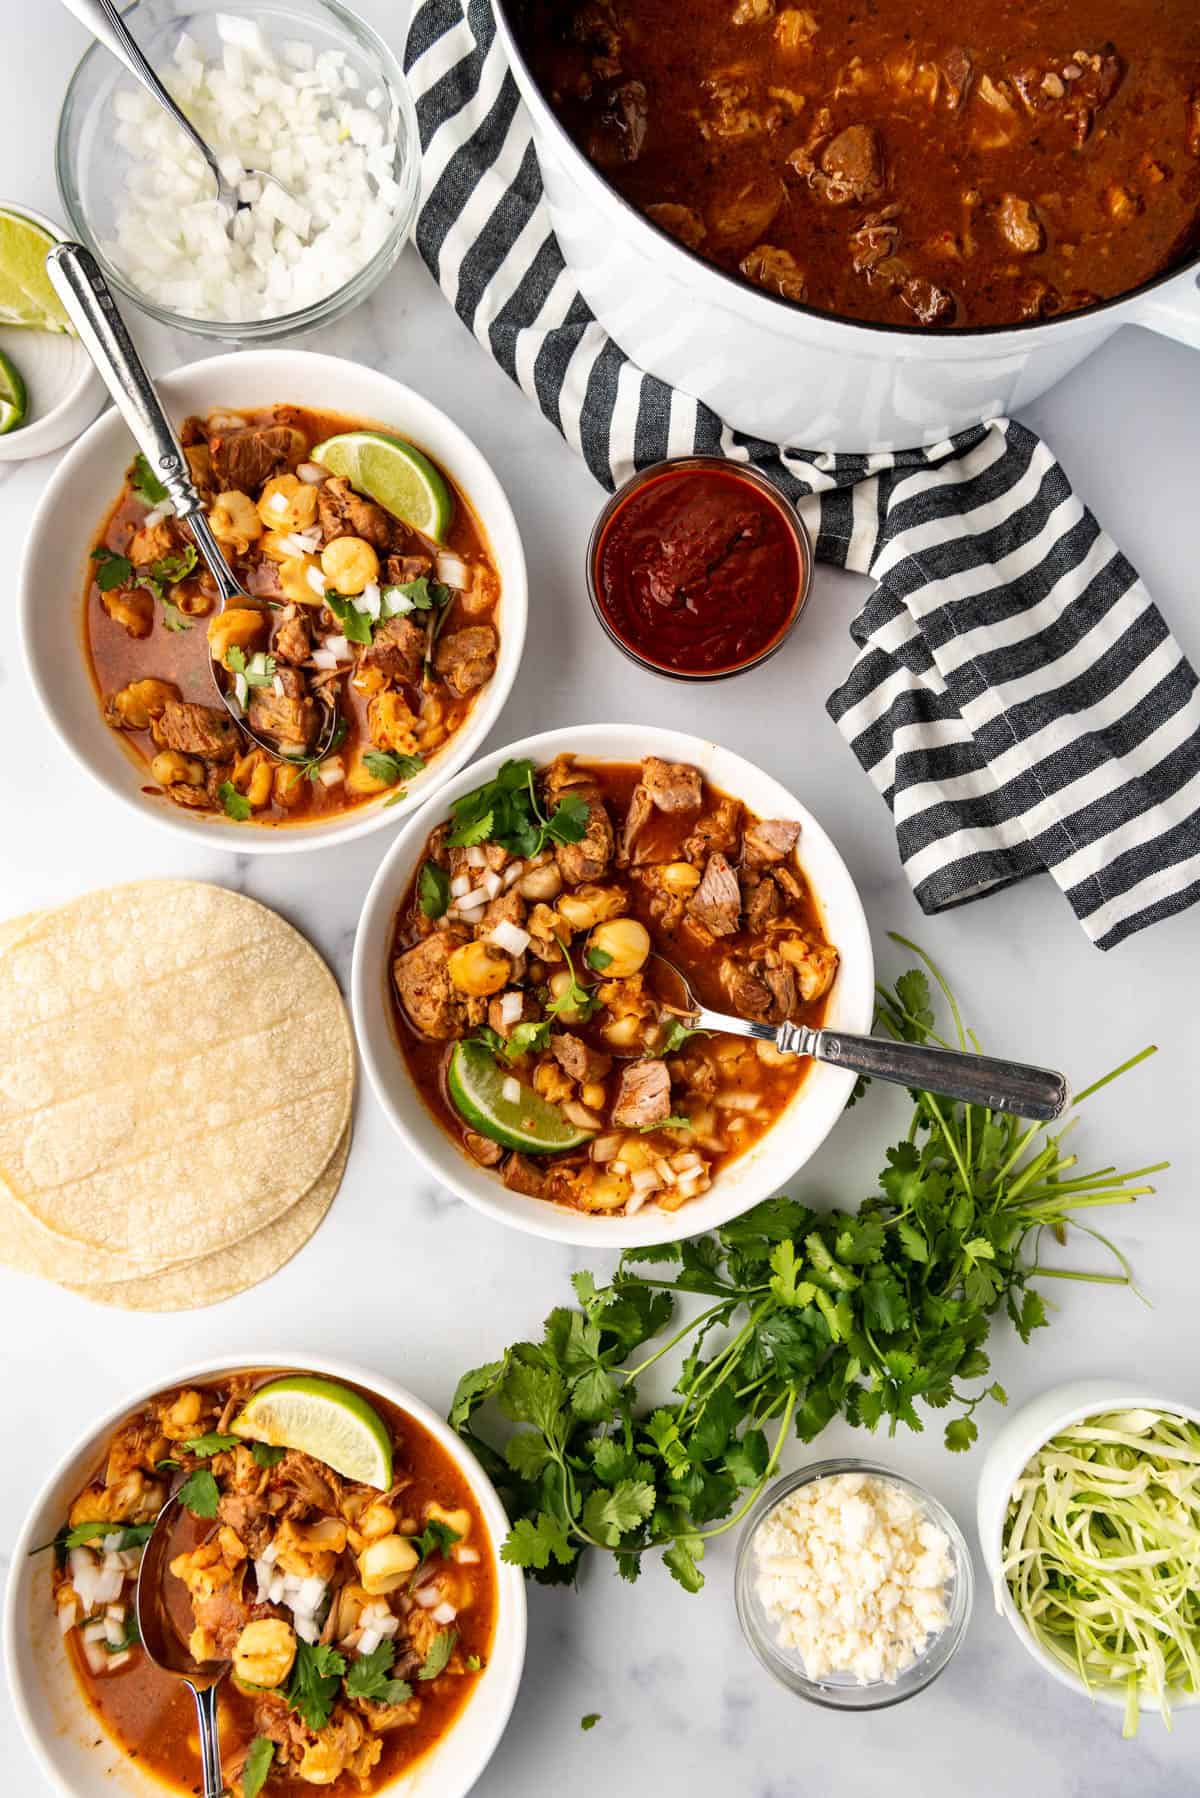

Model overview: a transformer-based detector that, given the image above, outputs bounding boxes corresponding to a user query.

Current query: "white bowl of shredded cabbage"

[55,2,419,337]
[977,1379,1200,1737]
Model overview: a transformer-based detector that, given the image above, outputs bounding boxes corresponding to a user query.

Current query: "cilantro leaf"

[344,1641,413,1706]
[418,860,451,919]
[505,1019,552,1059]
[91,546,133,592]
[500,1512,576,1572]
[546,936,600,1023]
[242,1736,275,1798]
[366,749,424,789]
[285,1640,346,1731]
[945,1416,978,1453]
[181,1432,241,1457]
[586,945,614,972]
[581,1479,655,1546]
[418,1628,457,1681]
[412,1518,461,1566]
[160,595,192,632]
[149,544,198,586]
[581,1713,602,1731]
[218,781,252,822]
[637,1114,691,1134]
[384,576,451,613]
[324,590,373,644]
[29,1519,154,1557]
[130,452,169,505]
[658,1019,707,1055]
[250,1442,286,1468]
[177,1468,220,1519]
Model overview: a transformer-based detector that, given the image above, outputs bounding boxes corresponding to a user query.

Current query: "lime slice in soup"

[448,1038,594,1155]
[310,430,454,541]
[233,1376,393,1488]
[0,348,27,434]
[0,211,70,333]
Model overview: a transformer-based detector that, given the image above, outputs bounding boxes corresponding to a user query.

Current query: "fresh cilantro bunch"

[451,940,1163,1593]
[447,759,590,858]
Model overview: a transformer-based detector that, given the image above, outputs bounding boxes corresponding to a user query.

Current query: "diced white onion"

[625,1191,647,1216]
[499,991,523,1026]
[268,1574,287,1604]
[591,1133,622,1163]
[293,1612,320,1644]
[297,461,327,484]
[310,648,338,671]
[297,1576,328,1613]
[455,1546,480,1565]
[101,1533,125,1555]
[356,1626,382,1658]
[457,885,490,911]
[93,1566,125,1606]
[716,1091,759,1111]
[358,582,381,620]
[413,1584,443,1610]
[307,564,327,596]
[490,920,531,957]
[58,1598,80,1636]
[465,845,487,868]
[254,1558,274,1598]
[480,869,503,900]
[268,491,290,515]
[324,634,352,662]
[610,1160,629,1176]
[435,553,468,589]
[501,1076,521,1105]
[261,1542,279,1566]
[81,1630,111,1676]
[450,873,472,898]
[655,1158,677,1185]
[106,1649,133,1671]
[432,1602,457,1625]
[563,1102,603,1131]
[671,1152,703,1174]
[502,860,525,889]
[631,1168,662,1195]
[317,756,345,787]
[272,673,286,696]
[456,904,485,926]
[142,502,173,528]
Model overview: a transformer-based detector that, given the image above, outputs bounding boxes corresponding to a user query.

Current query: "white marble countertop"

[2,5,1200,1795]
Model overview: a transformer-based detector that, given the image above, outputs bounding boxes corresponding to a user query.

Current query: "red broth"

[591,463,807,677]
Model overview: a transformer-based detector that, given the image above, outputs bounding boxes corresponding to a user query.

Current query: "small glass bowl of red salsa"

[586,457,813,681]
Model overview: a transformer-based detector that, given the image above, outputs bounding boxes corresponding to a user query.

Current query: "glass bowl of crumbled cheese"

[735,1461,974,1710]
[56,2,419,339]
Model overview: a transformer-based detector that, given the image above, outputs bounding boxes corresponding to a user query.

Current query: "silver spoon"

[648,954,1070,1121]
[59,0,309,242]
[134,1493,230,1798]
[45,242,340,765]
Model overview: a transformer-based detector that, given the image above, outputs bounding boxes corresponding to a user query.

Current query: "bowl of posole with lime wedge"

[5,1355,526,1798]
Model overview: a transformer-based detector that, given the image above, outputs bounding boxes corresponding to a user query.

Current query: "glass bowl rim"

[734,1456,975,1711]
[54,0,420,338]
[584,454,814,684]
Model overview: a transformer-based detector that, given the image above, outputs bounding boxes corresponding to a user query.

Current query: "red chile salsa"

[592,463,805,676]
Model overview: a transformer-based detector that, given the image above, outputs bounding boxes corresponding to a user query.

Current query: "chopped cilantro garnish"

[546,936,601,1023]
[586,945,613,972]
[412,1518,461,1566]
[218,781,252,822]
[343,1640,413,1706]
[581,1713,601,1731]
[446,759,589,860]
[177,1468,220,1519]
[130,452,169,505]
[30,1519,153,1557]
[638,1115,692,1133]
[418,1628,457,1681]
[418,860,451,919]
[324,590,373,645]
[381,575,451,614]
[149,544,198,586]
[242,1736,275,1798]
[285,1640,346,1731]
[159,595,192,633]
[181,1432,241,1458]
[250,1442,286,1469]
[364,749,424,790]
[90,546,133,592]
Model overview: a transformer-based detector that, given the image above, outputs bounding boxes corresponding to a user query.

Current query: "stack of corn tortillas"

[0,882,354,1312]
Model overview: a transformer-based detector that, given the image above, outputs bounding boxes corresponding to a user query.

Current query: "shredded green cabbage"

[1001,1408,1200,1736]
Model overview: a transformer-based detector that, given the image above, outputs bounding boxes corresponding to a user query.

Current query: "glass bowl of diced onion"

[56,0,420,340]
[734,1459,974,1711]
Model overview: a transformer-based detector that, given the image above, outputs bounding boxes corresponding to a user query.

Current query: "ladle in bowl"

[134,1492,231,1798]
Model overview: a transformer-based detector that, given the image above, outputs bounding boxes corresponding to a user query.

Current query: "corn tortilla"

[0,882,354,1268]
[65,1126,350,1311]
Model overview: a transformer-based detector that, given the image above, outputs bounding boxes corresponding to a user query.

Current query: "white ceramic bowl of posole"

[976,1378,1200,1718]
[19,350,527,854]
[352,723,875,1246]
[0,205,104,462]
[4,1352,527,1798]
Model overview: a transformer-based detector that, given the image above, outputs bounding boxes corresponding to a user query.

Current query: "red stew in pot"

[589,460,809,677]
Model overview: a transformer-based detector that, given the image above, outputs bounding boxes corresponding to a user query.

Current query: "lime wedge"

[0,348,26,434]
[447,1039,594,1155]
[311,430,454,541]
[0,211,70,334]
[233,1376,393,1489]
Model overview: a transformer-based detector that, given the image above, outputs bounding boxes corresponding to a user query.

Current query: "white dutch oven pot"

[492,3,1200,452]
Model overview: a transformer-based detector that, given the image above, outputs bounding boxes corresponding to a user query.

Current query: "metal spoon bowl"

[644,952,1070,1122]
[134,1493,230,1798]
[60,0,309,243]
[45,241,341,766]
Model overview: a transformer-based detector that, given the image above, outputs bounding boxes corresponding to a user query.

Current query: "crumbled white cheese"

[753,1471,953,1683]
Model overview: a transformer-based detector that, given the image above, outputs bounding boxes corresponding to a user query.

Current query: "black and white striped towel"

[404,0,1200,949]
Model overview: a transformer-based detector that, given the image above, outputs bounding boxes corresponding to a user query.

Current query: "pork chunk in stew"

[389,755,839,1218]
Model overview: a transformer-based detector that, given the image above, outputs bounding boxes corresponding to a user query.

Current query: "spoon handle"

[190,1680,229,1798]
[58,0,223,189]
[801,1028,1070,1122]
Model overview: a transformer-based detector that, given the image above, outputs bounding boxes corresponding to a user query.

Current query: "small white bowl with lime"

[0,206,103,461]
